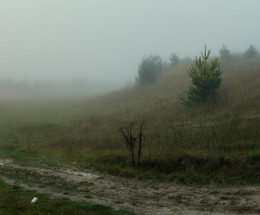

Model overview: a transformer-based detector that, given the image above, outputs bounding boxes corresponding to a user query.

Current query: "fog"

[0,0,260,98]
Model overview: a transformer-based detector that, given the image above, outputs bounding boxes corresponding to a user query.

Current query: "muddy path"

[0,159,260,215]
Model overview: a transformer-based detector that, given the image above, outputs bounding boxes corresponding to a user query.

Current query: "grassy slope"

[0,54,259,184]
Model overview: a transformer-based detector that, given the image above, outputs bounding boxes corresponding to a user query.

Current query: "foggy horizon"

[1,0,260,88]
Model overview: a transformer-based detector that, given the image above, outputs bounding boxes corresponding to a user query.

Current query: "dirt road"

[0,159,260,215]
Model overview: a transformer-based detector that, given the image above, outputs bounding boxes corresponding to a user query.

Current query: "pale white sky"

[0,0,259,85]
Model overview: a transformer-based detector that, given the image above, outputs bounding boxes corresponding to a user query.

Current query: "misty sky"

[0,0,260,85]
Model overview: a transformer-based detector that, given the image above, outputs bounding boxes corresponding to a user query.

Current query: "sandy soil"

[0,158,260,215]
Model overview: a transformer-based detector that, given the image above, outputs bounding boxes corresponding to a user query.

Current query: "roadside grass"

[0,54,259,184]
[0,180,136,215]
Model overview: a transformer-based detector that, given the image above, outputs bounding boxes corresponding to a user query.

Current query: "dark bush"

[136,55,162,85]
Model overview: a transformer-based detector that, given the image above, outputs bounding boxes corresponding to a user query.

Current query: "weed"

[230,197,239,205]
[110,186,117,190]
[130,201,139,206]
[78,181,95,187]
[199,195,209,204]
[84,194,92,199]
[114,200,124,204]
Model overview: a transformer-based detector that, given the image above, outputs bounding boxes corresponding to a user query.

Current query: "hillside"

[0,54,260,184]
[68,54,259,182]
[86,54,259,121]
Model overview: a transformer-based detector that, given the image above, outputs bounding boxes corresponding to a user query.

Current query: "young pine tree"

[169,53,180,66]
[244,45,258,58]
[181,46,223,105]
[219,44,231,60]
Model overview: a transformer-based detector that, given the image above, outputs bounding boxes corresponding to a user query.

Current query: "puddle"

[64,170,98,179]
[0,159,13,166]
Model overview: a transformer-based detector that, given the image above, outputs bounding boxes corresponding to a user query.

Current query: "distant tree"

[136,55,162,85]
[219,44,231,60]
[181,46,223,105]
[244,45,258,58]
[169,53,180,66]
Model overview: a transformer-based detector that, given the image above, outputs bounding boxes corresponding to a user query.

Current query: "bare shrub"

[119,120,144,168]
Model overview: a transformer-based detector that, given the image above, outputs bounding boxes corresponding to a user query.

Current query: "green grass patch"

[0,180,137,215]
